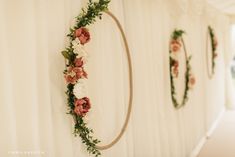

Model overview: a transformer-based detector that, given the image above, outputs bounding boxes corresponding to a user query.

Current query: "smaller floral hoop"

[169,29,195,109]
[206,26,218,79]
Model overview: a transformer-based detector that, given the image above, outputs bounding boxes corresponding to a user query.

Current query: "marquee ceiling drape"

[207,0,235,15]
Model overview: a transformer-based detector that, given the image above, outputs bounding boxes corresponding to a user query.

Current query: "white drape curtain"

[225,25,235,109]
[0,0,231,157]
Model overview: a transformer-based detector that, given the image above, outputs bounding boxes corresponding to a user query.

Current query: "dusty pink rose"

[172,45,180,52]
[213,37,218,47]
[171,59,179,68]
[74,27,90,45]
[171,39,181,52]
[73,67,87,79]
[64,66,87,84]
[74,97,91,116]
[65,75,77,84]
[189,75,196,88]
[173,60,179,68]
[213,53,218,58]
[74,57,84,67]
[171,59,179,78]
[171,40,181,46]
[171,60,179,77]
[172,67,179,78]
[65,67,78,84]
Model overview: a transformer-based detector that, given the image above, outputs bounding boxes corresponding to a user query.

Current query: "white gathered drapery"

[0,0,231,157]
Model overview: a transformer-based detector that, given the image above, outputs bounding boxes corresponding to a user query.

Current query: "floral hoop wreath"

[61,0,133,156]
[169,29,196,109]
[206,26,218,79]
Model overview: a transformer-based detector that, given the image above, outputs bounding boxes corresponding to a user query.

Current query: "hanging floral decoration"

[169,29,196,109]
[207,26,218,77]
[61,0,110,156]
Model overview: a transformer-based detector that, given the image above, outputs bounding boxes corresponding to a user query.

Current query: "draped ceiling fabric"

[207,0,235,15]
[0,0,232,157]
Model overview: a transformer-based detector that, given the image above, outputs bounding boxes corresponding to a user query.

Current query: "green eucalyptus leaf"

[61,51,70,60]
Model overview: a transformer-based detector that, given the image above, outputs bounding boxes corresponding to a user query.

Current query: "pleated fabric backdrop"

[0,0,232,157]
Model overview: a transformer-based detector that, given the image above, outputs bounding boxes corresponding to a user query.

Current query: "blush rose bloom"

[213,37,218,48]
[171,59,179,78]
[74,97,91,117]
[65,66,87,84]
[171,39,181,52]
[188,75,196,89]
[172,60,179,68]
[74,27,90,45]
[74,57,84,67]
[171,59,179,69]
[65,75,77,84]
[213,52,218,58]
[172,67,179,78]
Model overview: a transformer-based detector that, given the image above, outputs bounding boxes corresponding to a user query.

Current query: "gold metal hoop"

[95,10,133,150]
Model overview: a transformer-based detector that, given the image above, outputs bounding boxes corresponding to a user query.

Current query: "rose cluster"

[213,36,218,59]
[170,39,181,78]
[64,27,91,117]
[170,38,196,89]
[64,58,87,84]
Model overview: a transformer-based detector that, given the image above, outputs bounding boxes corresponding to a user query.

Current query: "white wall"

[0,0,230,157]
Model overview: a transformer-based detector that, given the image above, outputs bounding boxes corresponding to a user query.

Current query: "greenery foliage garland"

[61,0,110,156]
[207,26,218,76]
[169,29,195,109]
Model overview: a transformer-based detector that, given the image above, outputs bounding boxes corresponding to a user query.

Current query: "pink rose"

[74,27,90,45]
[171,39,181,52]
[74,57,83,67]
[65,75,77,84]
[171,40,181,45]
[173,60,179,68]
[172,44,180,52]
[171,59,179,68]
[189,75,196,88]
[74,97,91,117]
[213,37,218,47]
[213,53,218,58]
[65,67,78,84]
[72,67,87,79]
[172,67,179,78]
[64,66,87,84]
[171,59,179,78]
